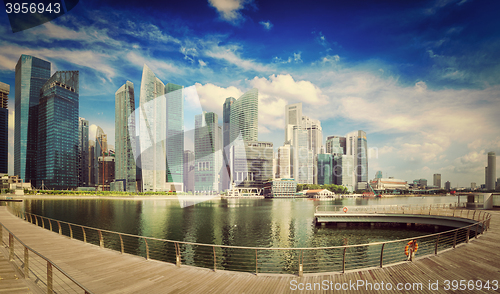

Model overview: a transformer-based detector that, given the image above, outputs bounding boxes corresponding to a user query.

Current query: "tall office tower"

[471,182,476,190]
[98,156,115,190]
[115,81,137,192]
[334,154,355,191]
[326,136,346,155]
[375,171,383,179]
[445,181,451,191]
[277,144,291,178]
[317,153,333,185]
[302,116,322,156]
[183,150,195,192]
[78,118,89,187]
[0,82,9,174]
[346,130,368,190]
[164,83,184,190]
[284,103,302,144]
[88,140,95,186]
[139,65,166,192]
[232,141,273,188]
[195,112,221,192]
[222,97,236,190]
[37,71,79,189]
[229,88,258,143]
[433,173,441,188]
[95,127,107,187]
[14,55,51,183]
[486,152,496,190]
[291,126,313,184]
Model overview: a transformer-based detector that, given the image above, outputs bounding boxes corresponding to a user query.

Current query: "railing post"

[35,215,38,226]
[69,224,73,239]
[298,250,303,277]
[475,224,479,238]
[9,233,14,261]
[98,230,103,248]
[0,225,2,242]
[255,249,258,274]
[342,247,346,273]
[175,242,181,267]
[453,231,457,248]
[213,246,216,271]
[119,234,124,253]
[47,261,53,294]
[477,211,481,221]
[467,210,470,219]
[49,220,52,232]
[57,221,62,235]
[24,246,29,278]
[466,227,470,243]
[380,243,385,268]
[435,235,439,255]
[472,210,476,220]
[41,217,45,229]
[82,227,86,243]
[144,238,149,260]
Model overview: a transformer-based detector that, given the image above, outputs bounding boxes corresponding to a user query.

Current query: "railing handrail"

[315,203,464,213]
[0,220,94,294]
[9,205,490,251]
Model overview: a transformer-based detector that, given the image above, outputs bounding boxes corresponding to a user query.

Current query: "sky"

[1,0,499,187]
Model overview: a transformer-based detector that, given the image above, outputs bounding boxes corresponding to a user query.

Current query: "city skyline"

[1,0,499,187]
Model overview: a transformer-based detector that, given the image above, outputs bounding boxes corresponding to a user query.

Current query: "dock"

[1,206,500,293]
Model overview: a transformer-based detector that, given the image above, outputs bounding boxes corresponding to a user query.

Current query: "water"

[15,195,460,273]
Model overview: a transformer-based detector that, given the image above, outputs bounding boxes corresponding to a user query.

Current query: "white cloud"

[204,43,272,72]
[208,0,251,24]
[259,20,273,30]
[194,82,244,116]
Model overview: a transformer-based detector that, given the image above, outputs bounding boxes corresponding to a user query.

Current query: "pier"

[1,205,500,293]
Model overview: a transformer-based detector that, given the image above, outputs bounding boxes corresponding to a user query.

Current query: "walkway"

[1,206,500,293]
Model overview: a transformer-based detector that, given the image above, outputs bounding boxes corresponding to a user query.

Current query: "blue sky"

[1,0,499,187]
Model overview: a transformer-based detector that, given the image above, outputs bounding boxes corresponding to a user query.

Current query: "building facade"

[317,153,333,185]
[78,117,89,187]
[232,141,273,189]
[165,83,184,187]
[334,154,354,192]
[14,55,51,184]
[486,152,496,190]
[285,103,302,144]
[194,112,221,192]
[36,71,79,189]
[263,178,297,197]
[115,81,137,191]
[0,82,9,174]
[221,97,236,191]
[183,150,195,192]
[433,173,441,189]
[291,126,313,184]
[325,136,345,155]
[277,144,291,178]
[445,181,451,191]
[346,130,368,190]
[229,88,258,143]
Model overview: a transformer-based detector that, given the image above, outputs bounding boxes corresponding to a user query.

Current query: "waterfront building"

[277,144,291,178]
[94,127,107,186]
[229,88,258,143]
[346,130,368,190]
[0,82,9,174]
[138,65,166,192]
[317,153,333,185]
[222,97,236,190]
[78,118,89,187]
[302,116,323,156]
[326,136,346,155]
[471,182,476,190]
[183,150,195,192]
[88,140,95,186]
[263,178,297,197]
[445,181,451,191]
[165,83,184,188]
[486,152,496,190]
[285,103,302,144]
[14,55,51,184]
[195,112,221,192]
[370,178,408,191]
[36,71,79,189]
[114,81,137,191]
[232,141,273,189]
[375,171,383,179]
[333,154,355,192]
[98,156,115,191]
[433,174,441,189]
[291,126,313,184]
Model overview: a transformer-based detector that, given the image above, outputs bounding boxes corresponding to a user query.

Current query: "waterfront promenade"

[1,206,499,293]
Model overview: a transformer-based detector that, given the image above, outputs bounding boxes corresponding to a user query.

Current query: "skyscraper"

[326,136,346,155]
[115,81,136,191]
[139,64,166,192]
[445,181,451,191]
[36,71,79,189]
[302,116,322,156]
[222,97,236,190]
[0,82,9,174]
[486,152,496,190]
[346,130,368,190]
[229,88,258,143]
[291,126,313,184]
[165,83,184,187]
[334,154,355,191]
[78,117,89,187]
[183,150,195,192]
[14,55,51,183]
[277,144,291,178]
[195,111,221,192]
[95,127,107,187]
[285,103,302,144]
[433,173,441,188]
[317,154,333,185]
[232,141,273,189]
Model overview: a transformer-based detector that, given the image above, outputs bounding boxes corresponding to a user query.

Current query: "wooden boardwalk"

[1,206,500,293]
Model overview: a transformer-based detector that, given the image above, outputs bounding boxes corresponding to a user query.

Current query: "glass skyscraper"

[232,141,273,189]
[115,81,136,191]
[165,83,184,186]
[229,88,258,143]
[37,71,79,189]
[317,153,333,185]
[222,97,236,190]
[346,130,368,190]
[78,117,89,186]
[0,82,9,174]
[14,55,51,184]
[194,111,221,192]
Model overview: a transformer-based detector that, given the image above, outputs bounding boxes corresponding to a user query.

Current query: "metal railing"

[0,220,93,294]
[315,203,467,213]
[5,204,491,276]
